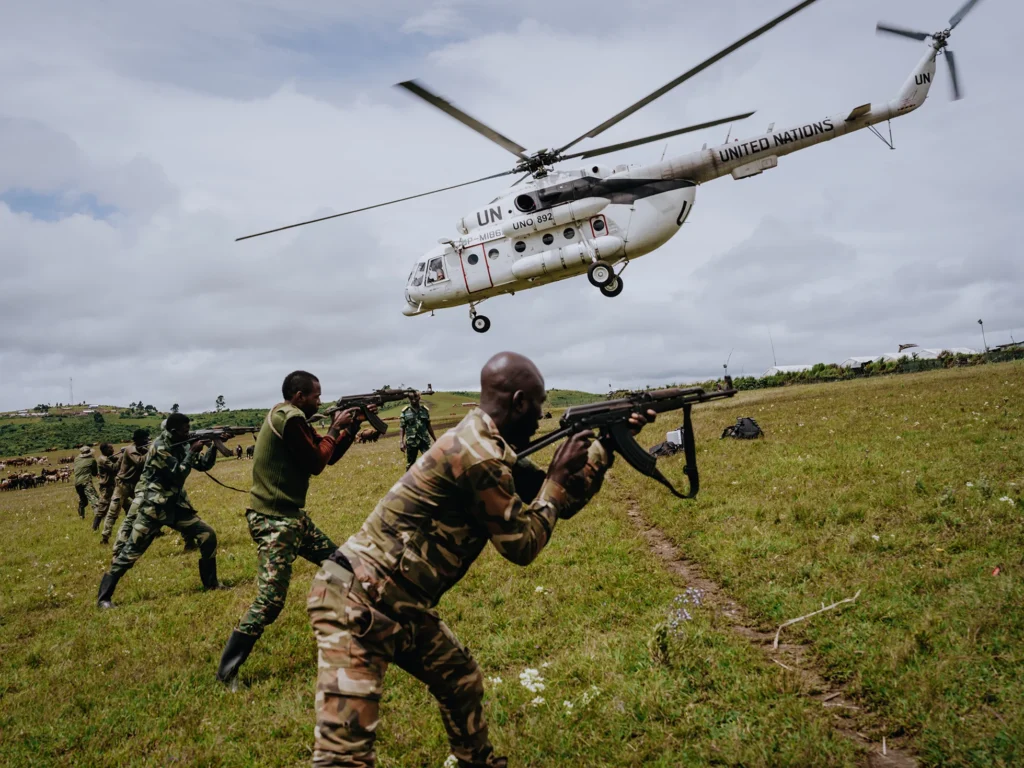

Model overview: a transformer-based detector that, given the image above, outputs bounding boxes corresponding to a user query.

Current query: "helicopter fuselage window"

[592,218,606,233]
[514,240,526,253]
[488,248,500,260]
[410,262,425,287]
[467,253,479,266]
[542,233,554,245]
[563,227,575,240]
[425,256,447,285]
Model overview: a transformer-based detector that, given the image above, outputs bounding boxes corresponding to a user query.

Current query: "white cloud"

[0,0,1019,411]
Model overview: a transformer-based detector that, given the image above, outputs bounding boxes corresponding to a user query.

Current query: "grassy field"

[0,363,1020,767]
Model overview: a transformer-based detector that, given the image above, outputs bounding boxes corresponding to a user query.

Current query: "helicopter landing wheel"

[600,276,624,297]
[471,315,491,333]
[587,261,614,288]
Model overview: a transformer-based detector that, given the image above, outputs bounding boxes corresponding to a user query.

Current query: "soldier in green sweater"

[216,370,367,686]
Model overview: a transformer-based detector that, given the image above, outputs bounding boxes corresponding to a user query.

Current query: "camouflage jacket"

[399,404,433,448]
[136,429,217,513]
[97,453,120,490]
[73,453,98,487]
[339,407,612,615]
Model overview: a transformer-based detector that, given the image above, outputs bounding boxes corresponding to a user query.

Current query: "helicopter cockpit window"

[425,256,447,285]
[410,262,425,287]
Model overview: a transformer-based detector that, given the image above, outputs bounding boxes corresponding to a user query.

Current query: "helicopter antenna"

[660,143,669,162]
[724,124,734,143]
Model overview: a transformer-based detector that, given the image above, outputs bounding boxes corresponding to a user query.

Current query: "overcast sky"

[1,0,1018,412]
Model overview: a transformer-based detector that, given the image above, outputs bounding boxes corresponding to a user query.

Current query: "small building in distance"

[762,364,814,377]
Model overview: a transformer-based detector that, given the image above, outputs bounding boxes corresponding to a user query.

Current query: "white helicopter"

[239,0,982,333]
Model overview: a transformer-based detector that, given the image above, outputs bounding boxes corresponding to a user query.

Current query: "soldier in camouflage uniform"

[100,429,150,545]
[91,443,119,531]
[73,445,100,519]
[307,352,653,767]
[398,390,436,469]
[97,412,223,608]
[216,370,368,686]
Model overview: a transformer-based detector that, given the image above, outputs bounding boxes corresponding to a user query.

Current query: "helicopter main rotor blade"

[561,112,756,161]
[555,0,822,155]
[949,0,983,29]
[396,80,529,160]
[235,170,516,242]
[946,49,962,100]
[875,23,932,42]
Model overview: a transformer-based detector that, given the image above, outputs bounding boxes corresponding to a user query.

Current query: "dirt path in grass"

[627,503,917,768]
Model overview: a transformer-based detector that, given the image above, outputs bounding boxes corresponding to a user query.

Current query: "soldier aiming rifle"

[309,385,434,435]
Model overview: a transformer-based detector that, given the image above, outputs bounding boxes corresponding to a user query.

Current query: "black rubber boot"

[92,514,102,531]
[97,572,120,609]
[217,630,259,686]
[99,534,109,545]
[198,558,227,590]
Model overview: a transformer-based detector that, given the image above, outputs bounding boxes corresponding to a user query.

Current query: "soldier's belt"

[322,559,356,592]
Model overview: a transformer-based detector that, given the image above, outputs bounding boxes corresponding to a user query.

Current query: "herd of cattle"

[2,424,412,492]
[2,456,72,491]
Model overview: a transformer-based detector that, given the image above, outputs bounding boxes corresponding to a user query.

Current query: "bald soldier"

[306,352,653,767]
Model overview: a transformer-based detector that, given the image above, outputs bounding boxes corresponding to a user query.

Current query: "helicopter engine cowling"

[511,235,624,281]
[499,197,609,239]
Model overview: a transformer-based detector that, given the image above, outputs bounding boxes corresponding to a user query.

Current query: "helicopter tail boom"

[645,44,940,187]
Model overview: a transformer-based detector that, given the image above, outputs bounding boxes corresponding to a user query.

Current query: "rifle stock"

[185,426,259,457]
[518,385,736,499]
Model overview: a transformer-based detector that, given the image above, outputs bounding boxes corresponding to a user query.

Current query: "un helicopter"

[238,0,983,333]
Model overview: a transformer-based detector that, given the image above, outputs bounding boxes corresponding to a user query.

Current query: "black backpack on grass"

[721,417,763,440]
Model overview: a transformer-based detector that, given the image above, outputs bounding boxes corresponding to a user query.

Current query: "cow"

[245,445,255,459]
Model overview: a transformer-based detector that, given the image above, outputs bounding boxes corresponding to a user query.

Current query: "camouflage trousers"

[102,481,137,539]
[307,560,500,768]
[236,510,337,638]
[93,484,116,524]
[110,502,217,577]
[404,443,427,470]
[75,482,100,518]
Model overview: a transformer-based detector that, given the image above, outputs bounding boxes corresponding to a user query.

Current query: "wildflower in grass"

[530,696,545,707]
[519,668,545,693]
[563,700,573,712]
[580,685,601,706]
[534,585,550,594]
[999,496,1015,506]
[443,755,458,768]
[966,482,974,488]
[871,535,880,541]
[486,676,502,685]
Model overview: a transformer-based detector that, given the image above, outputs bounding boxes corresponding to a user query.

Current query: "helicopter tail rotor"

[875,0,983,102]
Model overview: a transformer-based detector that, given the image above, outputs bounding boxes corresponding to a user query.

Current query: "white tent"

[839,356,880,369]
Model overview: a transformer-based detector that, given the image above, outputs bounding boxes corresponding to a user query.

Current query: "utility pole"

[978,319,988,352]
[69,377,74,405]
[768,331,778,367]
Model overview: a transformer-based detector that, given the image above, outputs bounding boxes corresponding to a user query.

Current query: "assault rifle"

[517,383,736,499]
[309,386,434,435]
[184,426,259,457]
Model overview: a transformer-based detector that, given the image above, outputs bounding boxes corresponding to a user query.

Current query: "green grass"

[1,363,1021,766]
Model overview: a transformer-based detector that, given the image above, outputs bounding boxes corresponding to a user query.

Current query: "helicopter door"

[459,244,493,293]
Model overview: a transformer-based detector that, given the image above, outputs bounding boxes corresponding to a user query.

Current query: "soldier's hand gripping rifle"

[186,426,259,457]
[517,385,736,499]
[309,386,435,434]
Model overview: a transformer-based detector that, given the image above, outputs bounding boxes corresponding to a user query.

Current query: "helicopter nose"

[402,300,422,316]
